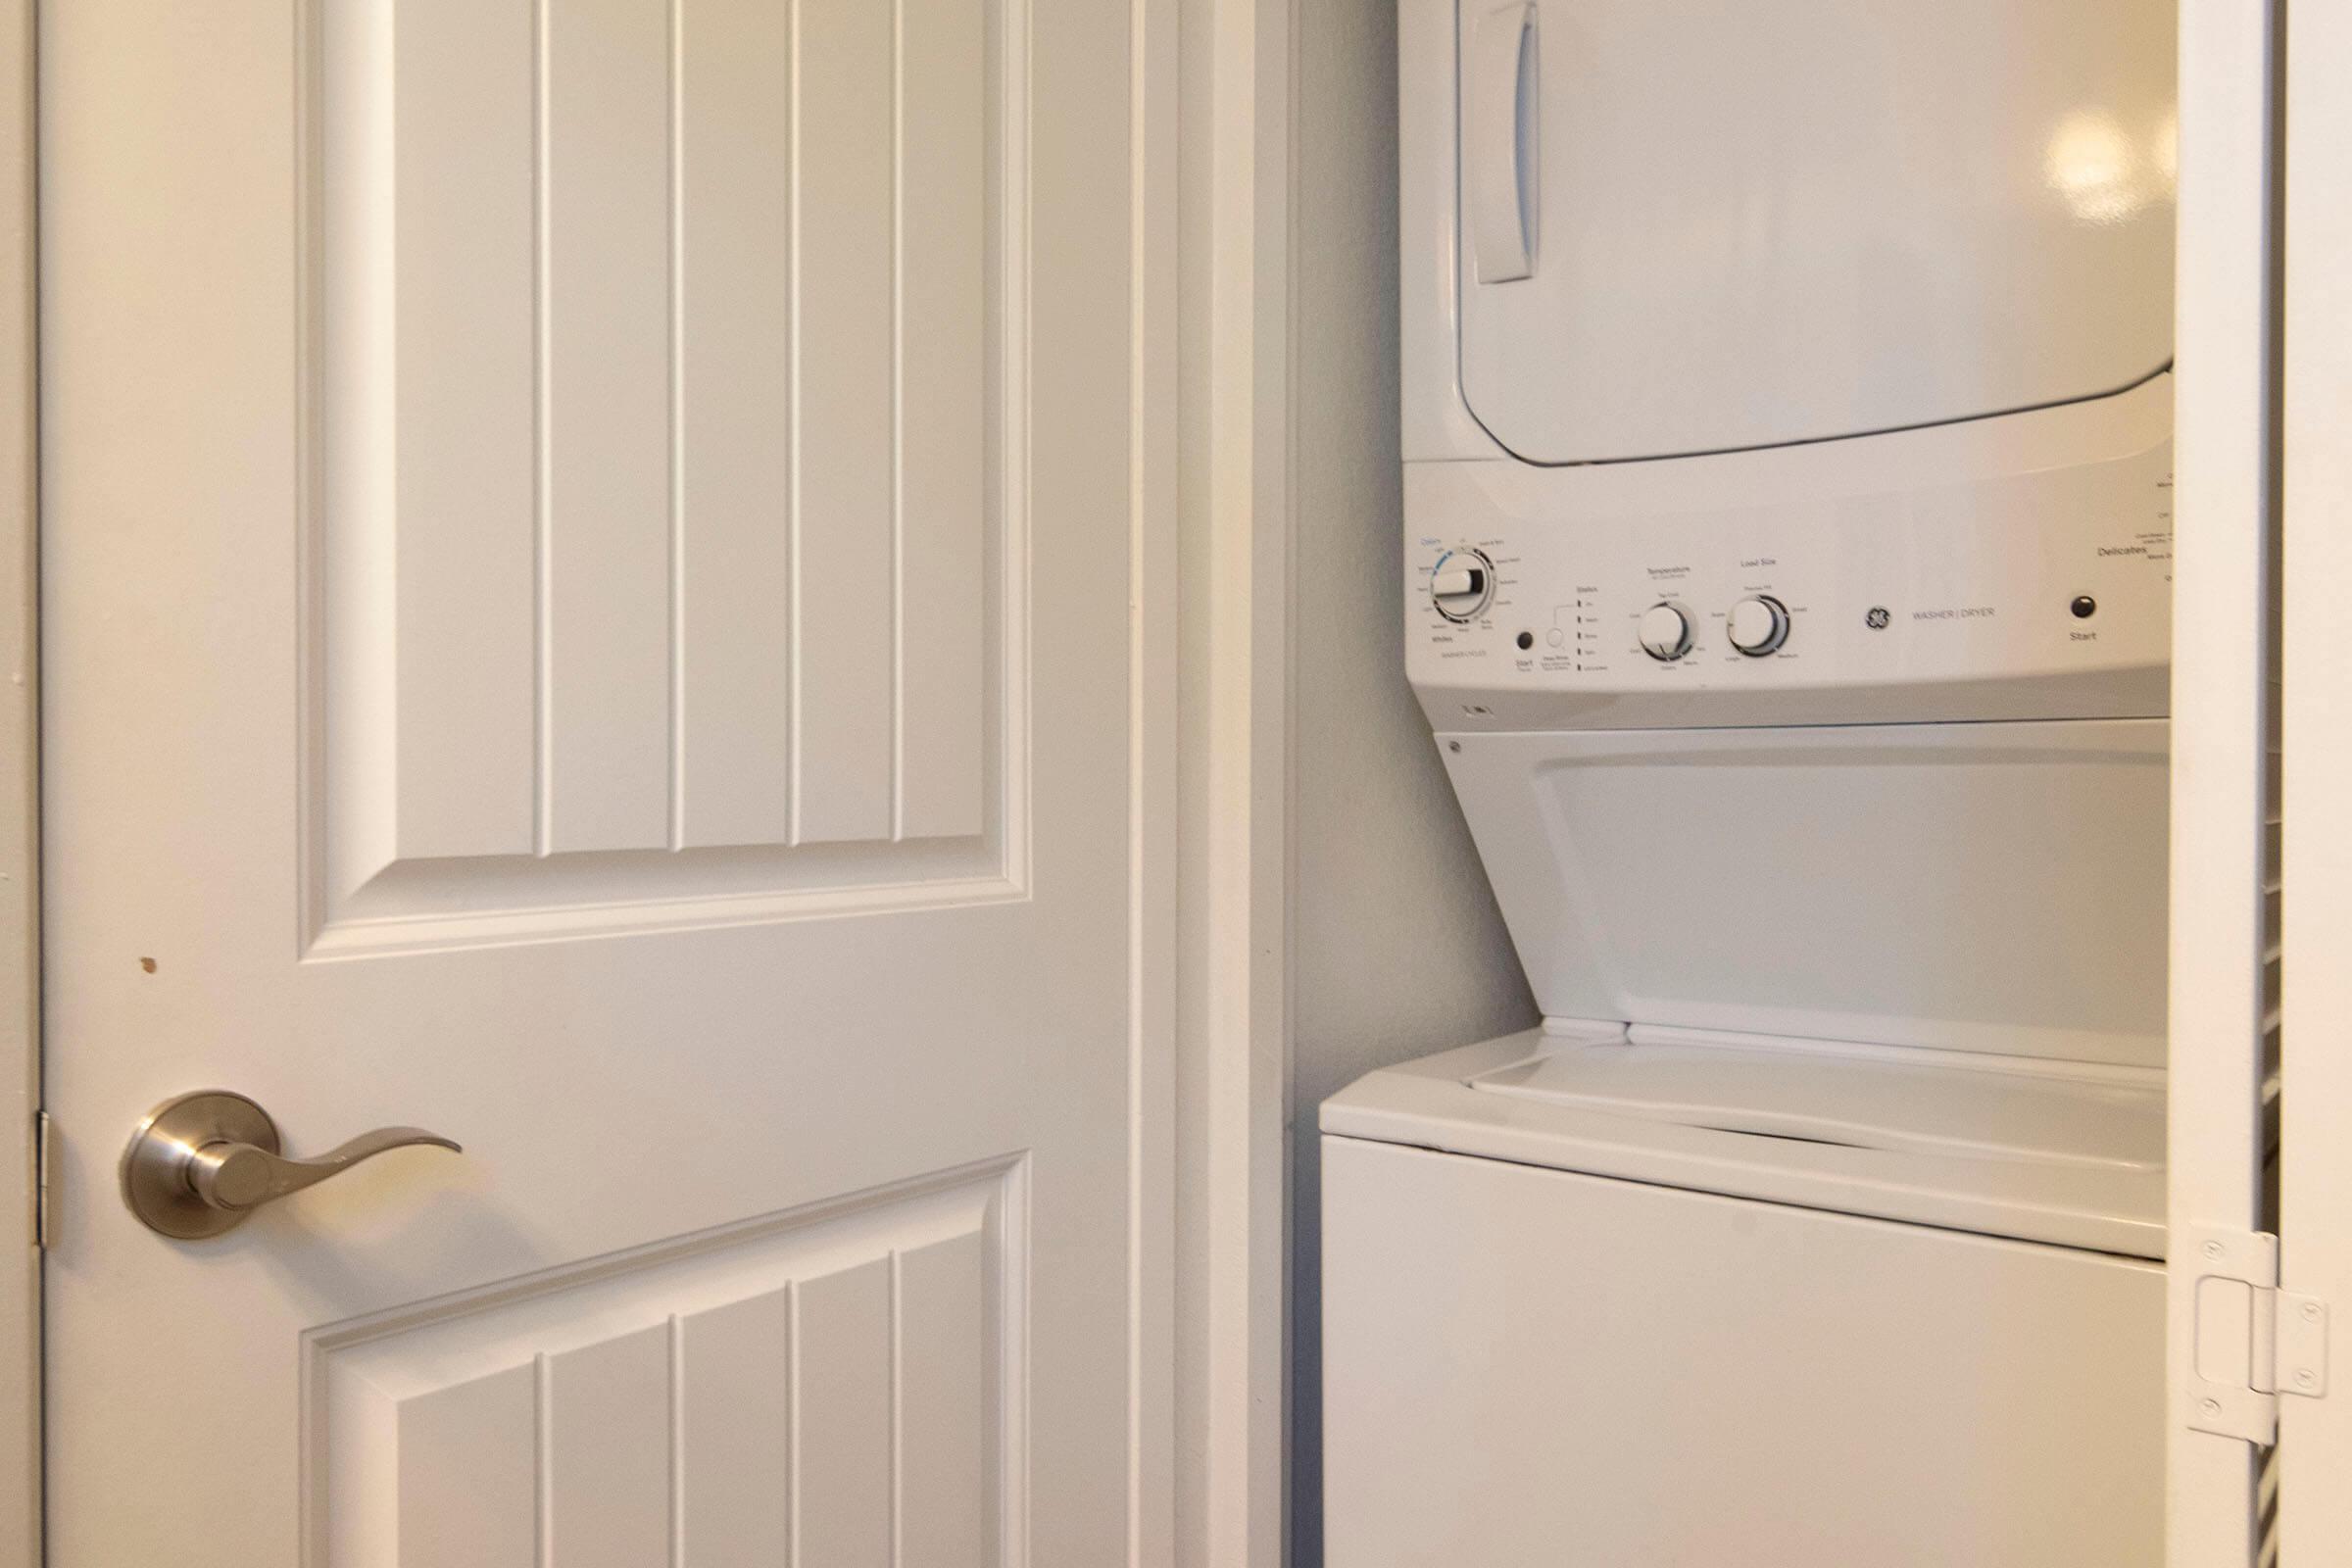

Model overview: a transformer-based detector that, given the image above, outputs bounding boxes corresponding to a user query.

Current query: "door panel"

[315,1163,1004,1565]
[40,0,1141,1561]
[311,0,1005,948]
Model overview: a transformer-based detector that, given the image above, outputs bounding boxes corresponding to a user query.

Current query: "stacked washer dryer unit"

[1321,2,2178,1564]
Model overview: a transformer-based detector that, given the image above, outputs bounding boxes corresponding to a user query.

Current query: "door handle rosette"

[120,1089,461,1239]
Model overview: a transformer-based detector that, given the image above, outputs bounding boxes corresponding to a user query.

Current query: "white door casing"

[2166,0,2279,1560]
[40,0,1166,1561]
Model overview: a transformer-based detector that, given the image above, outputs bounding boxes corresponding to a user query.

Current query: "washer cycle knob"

[1639,602,1694,661]
[1727,595,1789,656]
[1430,550,1495,622]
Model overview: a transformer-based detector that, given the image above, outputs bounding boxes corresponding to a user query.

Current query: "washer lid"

[1472,1026,2162,1172]
[1319,1029,2167,1257]
[1454,0,2176,463]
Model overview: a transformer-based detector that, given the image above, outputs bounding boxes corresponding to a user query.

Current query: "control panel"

[1405,420,2174,730]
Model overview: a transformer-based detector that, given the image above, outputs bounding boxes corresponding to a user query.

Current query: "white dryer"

[1323,0,2179,1561]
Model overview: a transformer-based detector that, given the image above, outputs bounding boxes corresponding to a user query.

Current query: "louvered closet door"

[37,0,1159,1560]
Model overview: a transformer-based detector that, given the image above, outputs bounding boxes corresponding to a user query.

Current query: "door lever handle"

[121,1089,462,1239]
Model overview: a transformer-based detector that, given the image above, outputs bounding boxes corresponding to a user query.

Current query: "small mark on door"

[138,956,157,974]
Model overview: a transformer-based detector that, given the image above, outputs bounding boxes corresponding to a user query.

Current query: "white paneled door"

[39,0,1157,1560]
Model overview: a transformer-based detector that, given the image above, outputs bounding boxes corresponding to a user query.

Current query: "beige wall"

[1289,0,1537,1558]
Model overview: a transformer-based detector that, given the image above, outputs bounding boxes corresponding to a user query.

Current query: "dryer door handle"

[1465,1,1537,284]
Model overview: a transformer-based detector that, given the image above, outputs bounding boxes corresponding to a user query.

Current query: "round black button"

[1516,630,1535,650]
[2070,596,2097,619]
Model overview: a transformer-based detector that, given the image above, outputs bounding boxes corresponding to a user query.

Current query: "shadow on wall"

[1286,0,1539,1562]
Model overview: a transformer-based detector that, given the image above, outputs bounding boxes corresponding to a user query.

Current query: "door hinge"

[2185,1224,2329,1445]
[30,1110,50,1251]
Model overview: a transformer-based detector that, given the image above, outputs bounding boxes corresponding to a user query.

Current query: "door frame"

[2166,0,2282,1560]
[1174,0,1296,1563]
[0,0,34,1559]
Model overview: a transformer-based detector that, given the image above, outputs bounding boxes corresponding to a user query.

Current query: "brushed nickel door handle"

[120,1089,462,1239]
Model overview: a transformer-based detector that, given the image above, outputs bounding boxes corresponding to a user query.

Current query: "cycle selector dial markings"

[1430,549,1495,622]
[1727,594,1790,656]
[1639,602,1695,661]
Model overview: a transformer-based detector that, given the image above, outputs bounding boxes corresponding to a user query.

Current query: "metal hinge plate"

[30,1109,49,1250]
[2185,1224,2329,1444]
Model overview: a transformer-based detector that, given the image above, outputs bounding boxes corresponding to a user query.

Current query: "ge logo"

[1865,607,1890,629]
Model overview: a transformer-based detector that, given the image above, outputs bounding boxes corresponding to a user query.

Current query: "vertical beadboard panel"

[543,1326,673,1568]
[315,0,1020,949]
[541,0,675,853]
[395,1363,539,1568]
[315,1168,1014,1560]
[790,0,897,846]
[390,0,538,860]
[677,1288,794,1565]
[897,1233,992,1568]
[794,1259,895,1567]
[894,0,990,841]
[675,0,797,850]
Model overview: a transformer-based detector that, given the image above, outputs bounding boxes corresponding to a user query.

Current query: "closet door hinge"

[2185,1224,2329,1444]
[30,1110,49,1251]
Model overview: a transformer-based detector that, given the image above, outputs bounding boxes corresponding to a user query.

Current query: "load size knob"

[1727,595,1789,656]
[1430,550,1495,622]
[1639,602,1694,661]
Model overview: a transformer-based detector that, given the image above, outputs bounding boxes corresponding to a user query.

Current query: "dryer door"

[1454,0,2176,463]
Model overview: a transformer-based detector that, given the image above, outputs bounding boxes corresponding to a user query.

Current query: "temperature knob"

[1727,595,1789,656]
[1639,602,1694,661]
[1430,550,1494,622]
